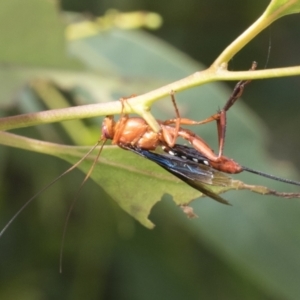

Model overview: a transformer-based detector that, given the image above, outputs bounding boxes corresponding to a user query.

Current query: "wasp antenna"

[0,142,100,239]
[59,139,107,273]
[242,166,300,187]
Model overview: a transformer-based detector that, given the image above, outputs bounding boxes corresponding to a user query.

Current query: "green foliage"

[1,0,300,299]
[266,0,300,18]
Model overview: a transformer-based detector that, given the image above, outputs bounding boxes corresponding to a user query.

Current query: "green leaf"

[0,0,82,69]
[2,130,299,230]
[265,0,300,20]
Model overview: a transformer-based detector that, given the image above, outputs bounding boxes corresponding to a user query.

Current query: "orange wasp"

[1,62,300,239]
[100,61,300,205]
[1,75,240,237]
[101,63,256,174]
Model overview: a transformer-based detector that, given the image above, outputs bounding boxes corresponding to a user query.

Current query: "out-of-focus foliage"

[1,0,300,299]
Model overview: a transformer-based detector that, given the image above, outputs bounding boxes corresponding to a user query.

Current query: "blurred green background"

[1,0,300,299]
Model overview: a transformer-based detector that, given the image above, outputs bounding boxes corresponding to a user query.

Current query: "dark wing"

[161,144,233,186]
[170,144,300,187]
[137,149,215,184]
[125,146,231,205]
[162,144,211,165]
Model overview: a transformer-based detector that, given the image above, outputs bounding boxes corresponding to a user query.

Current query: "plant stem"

[213,12,272,67]
[1,1,300,133]
[1,65,300,132]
